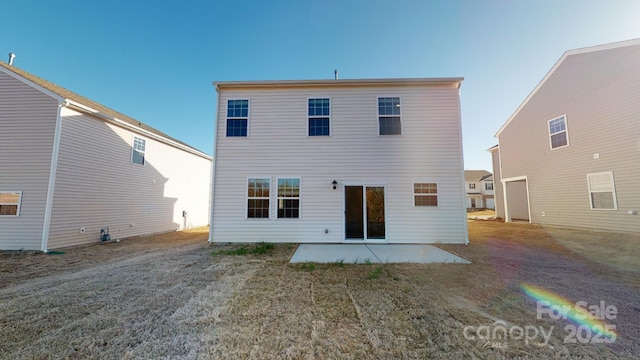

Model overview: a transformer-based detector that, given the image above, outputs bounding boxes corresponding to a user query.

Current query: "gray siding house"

[493,39,640,232]
[0,62,212,251]
[210,78,468,245]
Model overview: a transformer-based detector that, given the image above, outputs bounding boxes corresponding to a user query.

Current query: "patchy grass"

[367,266,384,280]
[1,222,638,359]
[467,209,496,217]
[298,262,317,272]
[210,242,276,256]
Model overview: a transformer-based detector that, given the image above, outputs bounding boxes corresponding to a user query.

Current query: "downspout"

[456,83,469,244]
[208,83,220,243]
[40,102,64,252]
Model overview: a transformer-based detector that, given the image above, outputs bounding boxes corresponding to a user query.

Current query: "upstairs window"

[277,178,300,218]
[132,136,146,165]
[469,183,476,190]
[247,178,270,218]
[0,192,22,216]
[308,98,330,136]
[378,97,401,135]
[549,115,568,149]
[414,183,438,206]
[587,172,617,210]
[485,183,494,191]
[227,100,249,137]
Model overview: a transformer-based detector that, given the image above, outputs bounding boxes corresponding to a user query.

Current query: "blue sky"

[3,0,639,171]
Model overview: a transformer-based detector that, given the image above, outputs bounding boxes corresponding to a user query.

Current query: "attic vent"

[8,53,16,66]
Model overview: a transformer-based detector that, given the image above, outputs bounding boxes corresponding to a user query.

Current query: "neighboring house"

[0,61,212,251]
[487,145,504,218]
[492,38,640,232]
[209,78,468,244]
[464,170,494,209]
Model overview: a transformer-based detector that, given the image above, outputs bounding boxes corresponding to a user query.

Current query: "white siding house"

[464,170,494,209]
[0,62,212,251]
[210,78,468,245]
[493,38,640,232]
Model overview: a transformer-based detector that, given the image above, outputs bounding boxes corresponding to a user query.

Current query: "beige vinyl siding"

[490,148,505,218]
[498,44,640,232]
[47,107,211,249]
[0,71,59,250]
[212,84,466,244]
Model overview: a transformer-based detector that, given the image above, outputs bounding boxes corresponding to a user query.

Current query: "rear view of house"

[210,78,468,245]
[493,39,640,232]
[0,61,212,251]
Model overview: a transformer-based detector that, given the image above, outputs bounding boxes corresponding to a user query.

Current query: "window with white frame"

[277,178,300,218]
[227,100,249,137]
[587,172,617,210]
[548,115,568,149]
[132,136,146,165]
[308,98,330,136]
[0,191,22,216]
[378,97,401,135]
[485,183,493,191]
[414,183,438,206]
[247,178,270,218]
[469,183,476,190]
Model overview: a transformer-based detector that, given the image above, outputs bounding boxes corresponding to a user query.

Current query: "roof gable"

[495,38,640,137]
[0,61,208,157]
[464,170,492,182]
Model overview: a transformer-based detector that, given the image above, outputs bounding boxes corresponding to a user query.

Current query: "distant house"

[209,78,468,244]
[0,62,212,251]
[492,38,640,232]
[464,170,494,209]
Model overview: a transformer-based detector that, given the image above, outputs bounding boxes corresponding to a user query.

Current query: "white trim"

[377,96,403,136]
[586,171,618,210]
[225,98,250,138]
[131,135,147,166]
[412,181,439,207]
[306,97,332,137]
[0,191,23,217]
[342,183,388,243]
[495,38,640,137]
[501,175,531,223]
[246,176,271,220]
[40,103,64,252]
[209,92,222,243]
[456,91,469,244]
[496,144,506,219]
[214,77,464,90]
[548,114,569,150]
[502,175,527,182]
[275,177,302,220]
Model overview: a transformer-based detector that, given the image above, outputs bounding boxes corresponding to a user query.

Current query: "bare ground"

[0,222,639,359]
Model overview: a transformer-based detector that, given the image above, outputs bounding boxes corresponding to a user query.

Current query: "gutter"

[63,100,212,161]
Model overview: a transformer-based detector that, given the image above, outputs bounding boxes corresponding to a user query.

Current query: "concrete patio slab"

[367,244,470,264]
[289,244,379,263]
[289,244,469,264]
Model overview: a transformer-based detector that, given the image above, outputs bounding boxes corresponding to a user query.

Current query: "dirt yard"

[1,222,639,359]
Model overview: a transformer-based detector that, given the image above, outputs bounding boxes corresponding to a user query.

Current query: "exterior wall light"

[332,180,338,190]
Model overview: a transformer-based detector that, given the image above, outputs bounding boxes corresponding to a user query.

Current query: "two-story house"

[492,39,640,232]
[0,61,212,251]
[464,170,494,209]
[209,78,468,244]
